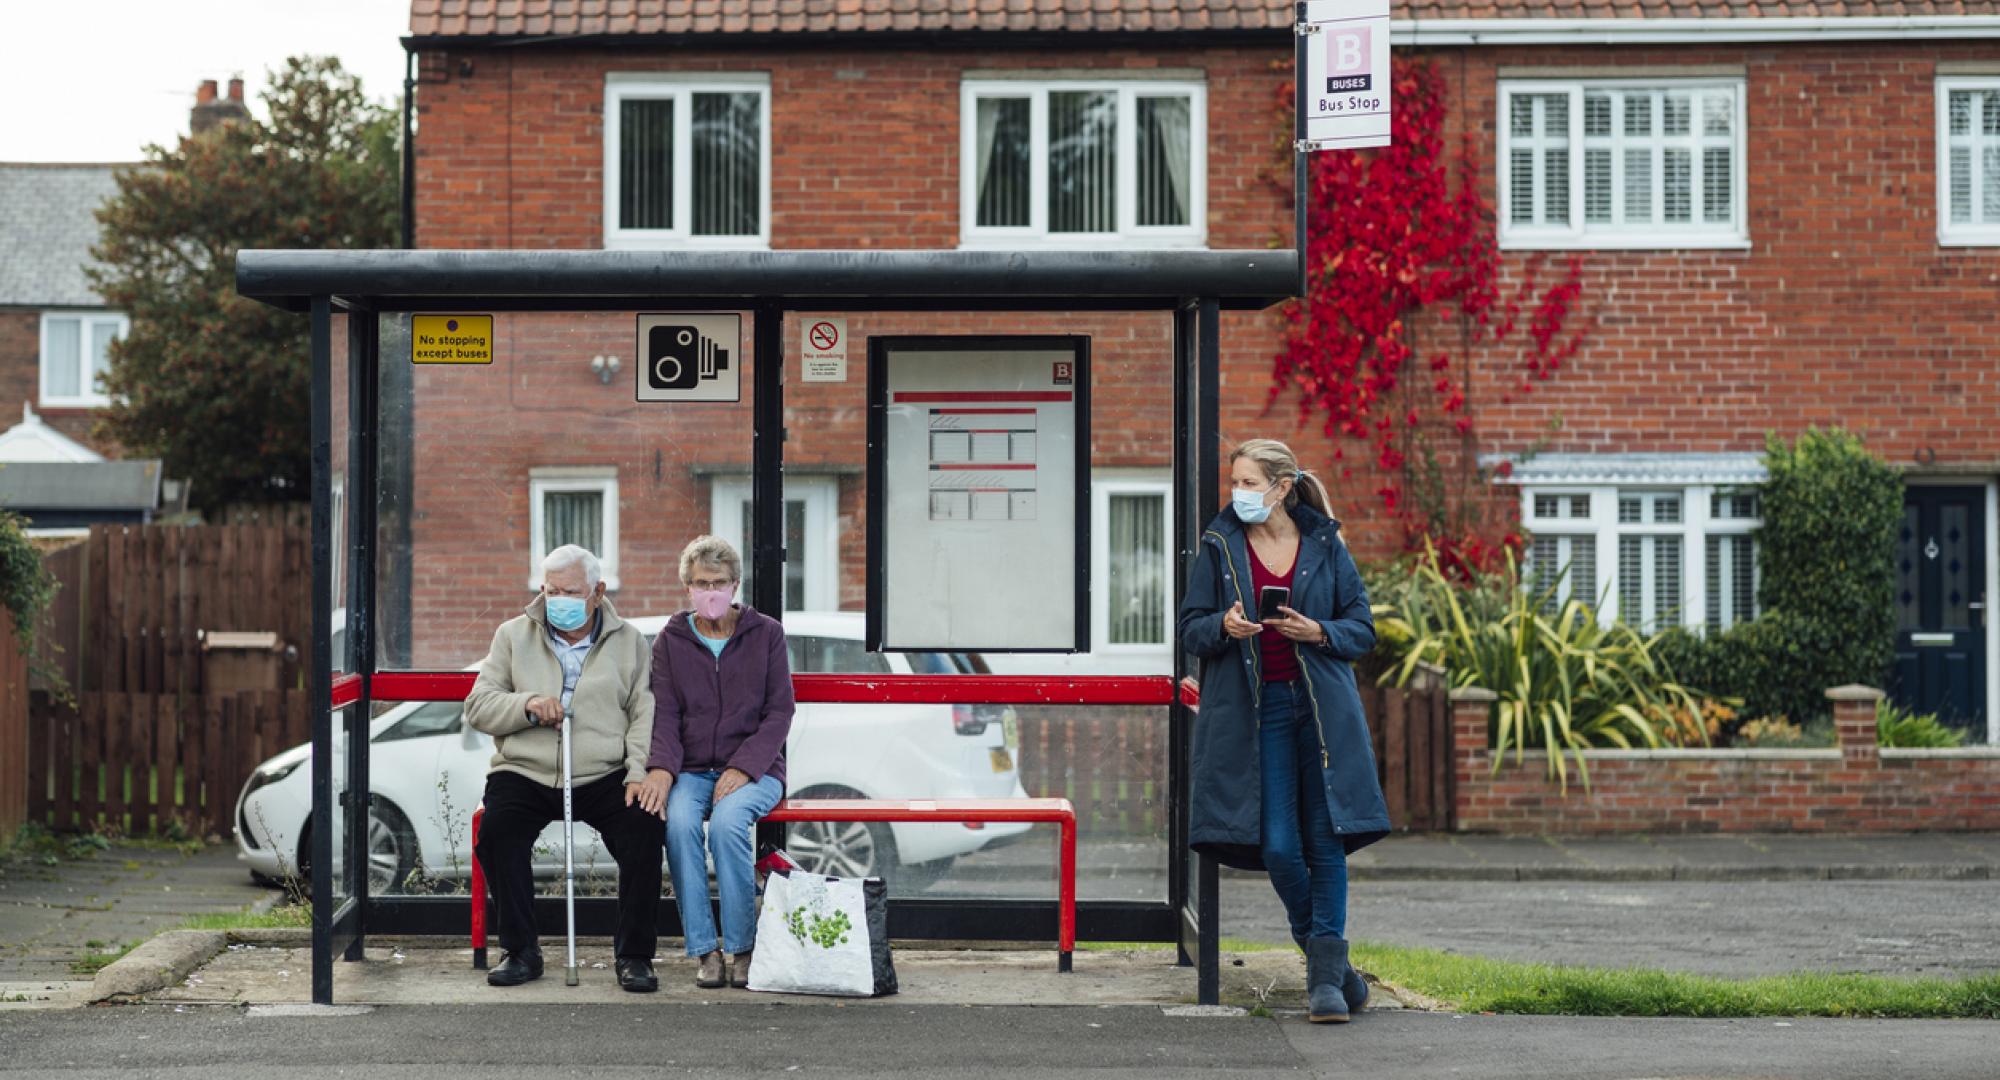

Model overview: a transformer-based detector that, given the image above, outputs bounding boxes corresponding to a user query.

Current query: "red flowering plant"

[1270,58,1584,578]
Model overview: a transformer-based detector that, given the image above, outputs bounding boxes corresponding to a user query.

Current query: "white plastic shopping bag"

[747,869,897,997]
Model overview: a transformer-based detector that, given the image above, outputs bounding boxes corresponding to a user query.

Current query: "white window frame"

[1614,491,1688,633]
[529,467,620,591]
[1937,76,2000,246]
[1091,475,1174,654]
[708,475,839,612]
[959,79,1208,250]
[1522,482,1762,632]
[1498,78,1749,251]
[38,311,127,409]
[602,73,772,251]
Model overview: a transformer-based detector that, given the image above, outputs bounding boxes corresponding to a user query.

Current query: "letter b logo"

[1332,27,1368,74]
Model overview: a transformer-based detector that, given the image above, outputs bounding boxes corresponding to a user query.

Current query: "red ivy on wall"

[1271,58,1584,574]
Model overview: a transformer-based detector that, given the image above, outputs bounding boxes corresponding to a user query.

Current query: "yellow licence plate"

[989,748,1015,774]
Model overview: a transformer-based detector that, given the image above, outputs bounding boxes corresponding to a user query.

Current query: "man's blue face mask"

[546,594,589,632]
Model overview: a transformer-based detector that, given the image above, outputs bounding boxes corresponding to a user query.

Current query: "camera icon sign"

[635,314,741,402]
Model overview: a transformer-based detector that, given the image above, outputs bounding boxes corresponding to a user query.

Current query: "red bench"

[470,795,1078,972]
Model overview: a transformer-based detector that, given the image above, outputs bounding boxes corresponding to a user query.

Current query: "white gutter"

[1392,15,2000,46]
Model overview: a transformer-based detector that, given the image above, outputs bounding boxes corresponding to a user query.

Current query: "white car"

[234,612,1029,894]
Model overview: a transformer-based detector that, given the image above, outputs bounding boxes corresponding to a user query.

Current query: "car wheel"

[291,802,421,895]
[365,801,420,894]
[785,786,897,881]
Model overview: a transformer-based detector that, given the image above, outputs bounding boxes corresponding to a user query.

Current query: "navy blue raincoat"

[1178,501,1390,869]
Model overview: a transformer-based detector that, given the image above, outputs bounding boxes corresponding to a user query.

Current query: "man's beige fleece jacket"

[463,595,653,788]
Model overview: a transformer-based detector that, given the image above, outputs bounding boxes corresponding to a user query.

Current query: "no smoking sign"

[802,318,848,383]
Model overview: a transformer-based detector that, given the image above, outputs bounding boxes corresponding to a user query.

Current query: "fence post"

[1448,687,1496,829]
[1827,685,1884,765]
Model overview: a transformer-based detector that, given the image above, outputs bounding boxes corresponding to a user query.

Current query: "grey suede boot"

[1297,931,1367,1013]
[1304,936,1351,1023]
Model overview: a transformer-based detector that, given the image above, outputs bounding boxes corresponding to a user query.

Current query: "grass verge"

[1355,941,2000,1020]
[176,904,312,932]
[1077,938,2000,1019]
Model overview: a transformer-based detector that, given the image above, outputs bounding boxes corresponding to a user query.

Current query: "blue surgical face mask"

[546,594,589,632]
[1232,487,1274,524]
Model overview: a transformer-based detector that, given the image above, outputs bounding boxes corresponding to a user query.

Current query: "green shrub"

[1753,428,1902,720]
[0,511,57,648]
[1650,430,1901,730]
[1373,545,1706,789]
[1876,701,1966,749]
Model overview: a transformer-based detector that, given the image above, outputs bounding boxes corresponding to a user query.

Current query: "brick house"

[395,1,1998,739]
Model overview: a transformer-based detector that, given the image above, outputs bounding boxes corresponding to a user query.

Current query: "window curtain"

[545,491,603,558]
[1138,96,1191,227]
[620,98,674,230]
[1049,90,1116,233]
[975,97,1030,228]
[1109,494,1164,644]
[693,92,760,236]
[42,317,80,398]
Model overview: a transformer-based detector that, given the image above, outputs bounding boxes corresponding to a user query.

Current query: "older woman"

[633,535,794,989]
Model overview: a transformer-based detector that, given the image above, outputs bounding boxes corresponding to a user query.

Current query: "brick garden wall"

[1452,686,2000,833]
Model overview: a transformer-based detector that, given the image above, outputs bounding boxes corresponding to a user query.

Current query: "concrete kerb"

[104,927,1426,1015]
[89,930,228,1003]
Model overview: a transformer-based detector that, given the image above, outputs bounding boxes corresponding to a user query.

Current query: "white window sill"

[1938,232,2000,248]
[602,235,771,252]
[37,397,109,410]
[525,577,622,594]
[1499,233,1752,252]
[958,236,1210,252]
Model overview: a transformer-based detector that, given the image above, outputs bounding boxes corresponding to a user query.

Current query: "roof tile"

[405,0,2000,37]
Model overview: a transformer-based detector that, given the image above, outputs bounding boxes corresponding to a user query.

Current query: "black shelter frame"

[238,248,1293,1006]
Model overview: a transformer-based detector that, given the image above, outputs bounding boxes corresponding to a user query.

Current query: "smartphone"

[1258,585,1291,622]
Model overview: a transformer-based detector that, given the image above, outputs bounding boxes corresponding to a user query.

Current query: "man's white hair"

[542,544,602,591]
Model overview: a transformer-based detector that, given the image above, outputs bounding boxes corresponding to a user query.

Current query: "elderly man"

[465,544,663,992]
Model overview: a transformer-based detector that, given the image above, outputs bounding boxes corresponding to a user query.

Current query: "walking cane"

[561,707,579,987]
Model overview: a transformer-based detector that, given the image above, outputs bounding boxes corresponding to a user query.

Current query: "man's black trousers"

[474,769,665,960]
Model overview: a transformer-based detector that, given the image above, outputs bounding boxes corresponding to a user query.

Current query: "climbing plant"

[1271,58,1585,575]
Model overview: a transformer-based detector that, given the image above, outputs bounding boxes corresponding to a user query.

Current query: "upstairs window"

[604,75,769,249]
[1939,78,2000,245]
[40,312,126,408]
[962,80,1205,248]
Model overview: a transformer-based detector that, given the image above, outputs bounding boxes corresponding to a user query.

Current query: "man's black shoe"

[616,958,659,993]
[487,949,544,987]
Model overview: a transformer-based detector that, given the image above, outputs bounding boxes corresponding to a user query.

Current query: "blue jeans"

[666,770,784,957]
[1259,680,1348,941]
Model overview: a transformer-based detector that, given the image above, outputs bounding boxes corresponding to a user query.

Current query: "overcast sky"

[3,0,411,162]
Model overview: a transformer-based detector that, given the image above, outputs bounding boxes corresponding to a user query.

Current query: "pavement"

[1,1001,1996,1079]
[0,839,277,1001]
[4,831,2000,1077]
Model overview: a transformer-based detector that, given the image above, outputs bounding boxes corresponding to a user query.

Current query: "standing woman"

[1178,439,1389,1024]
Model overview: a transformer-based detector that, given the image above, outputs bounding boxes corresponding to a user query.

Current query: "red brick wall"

[1436,43,2000,467]
[1452,689,2000,833]
[0,308,119,455]
[405,37,2000,663]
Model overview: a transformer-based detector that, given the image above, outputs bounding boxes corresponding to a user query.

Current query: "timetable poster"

[867,336,1090,653]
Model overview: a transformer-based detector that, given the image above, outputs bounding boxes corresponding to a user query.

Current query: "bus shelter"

[237,248,1293,1006]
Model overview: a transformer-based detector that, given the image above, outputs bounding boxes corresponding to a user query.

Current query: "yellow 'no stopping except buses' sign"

[411,315,494,364]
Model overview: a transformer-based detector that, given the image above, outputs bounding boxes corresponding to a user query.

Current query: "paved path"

[1,1003,1994,1079]
[0,841,278,985]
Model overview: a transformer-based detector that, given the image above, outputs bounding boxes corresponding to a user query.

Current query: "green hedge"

[1657,429,1901,727]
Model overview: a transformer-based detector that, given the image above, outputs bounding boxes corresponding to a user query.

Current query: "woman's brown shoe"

[696,950,726,989]
[729,951,753,988]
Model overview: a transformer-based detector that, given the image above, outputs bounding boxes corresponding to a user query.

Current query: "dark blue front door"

[1892,486,1987,732]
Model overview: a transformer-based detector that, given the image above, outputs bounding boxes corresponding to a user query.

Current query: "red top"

[1249,543,1301,684]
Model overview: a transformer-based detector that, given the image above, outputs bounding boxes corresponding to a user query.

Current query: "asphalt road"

[1,1003,1995,1079]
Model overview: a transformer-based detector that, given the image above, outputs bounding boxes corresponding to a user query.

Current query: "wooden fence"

[1014,670,1455,838]
[34,523,311,698]
[25,690,311,837]
[0,612,29,833]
